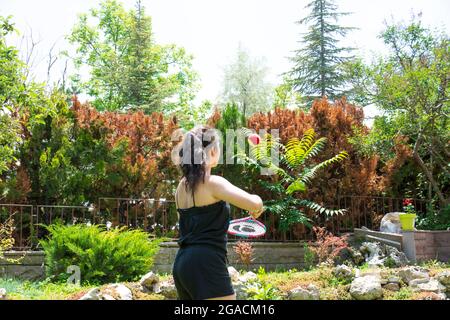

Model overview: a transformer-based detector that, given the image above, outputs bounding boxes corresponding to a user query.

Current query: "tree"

[219,44,273,118]
[67,0,198,113]
[288,0,355,104]
[349,16,450,205]
[273,76,304,110]
[0,17,23,177]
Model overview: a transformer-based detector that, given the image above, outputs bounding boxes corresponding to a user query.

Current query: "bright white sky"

[1,0,450,120]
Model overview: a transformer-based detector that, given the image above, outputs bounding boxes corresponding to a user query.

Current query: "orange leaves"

[71,96,179,198]
[247,98,381,199]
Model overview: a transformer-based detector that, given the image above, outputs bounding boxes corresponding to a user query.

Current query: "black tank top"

[176,190,231,254]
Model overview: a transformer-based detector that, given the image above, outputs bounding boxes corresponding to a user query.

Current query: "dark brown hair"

[178,126,220,195]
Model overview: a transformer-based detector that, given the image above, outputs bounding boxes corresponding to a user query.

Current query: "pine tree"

[124,0,160,110]
[289,0,355,104]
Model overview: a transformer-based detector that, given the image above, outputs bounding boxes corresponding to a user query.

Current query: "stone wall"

[153,242,307,274]
[354,228,450,263]
[0,251,46,281]
[0,242,308,280]
[414,231,450,262]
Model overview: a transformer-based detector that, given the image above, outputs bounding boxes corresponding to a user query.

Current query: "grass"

[1,263,449,300]
[0,277,95,300]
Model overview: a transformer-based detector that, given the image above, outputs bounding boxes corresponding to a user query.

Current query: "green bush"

[40,223,165,284]
[416,204,450,231]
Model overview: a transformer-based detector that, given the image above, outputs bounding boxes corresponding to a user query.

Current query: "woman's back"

[176,177,231,254]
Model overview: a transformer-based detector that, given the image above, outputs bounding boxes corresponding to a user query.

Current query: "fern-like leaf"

[298,200,347,216]
[300,151,349,185]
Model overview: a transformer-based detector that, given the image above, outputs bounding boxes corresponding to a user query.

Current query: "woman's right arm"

[209,175,263,218]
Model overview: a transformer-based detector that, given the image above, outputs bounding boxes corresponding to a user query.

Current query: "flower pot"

[399,213,416,231]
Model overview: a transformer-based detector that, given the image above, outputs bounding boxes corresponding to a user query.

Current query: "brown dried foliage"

[72,96,179,198]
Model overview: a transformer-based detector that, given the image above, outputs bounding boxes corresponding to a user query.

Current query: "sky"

[1,0,450,120]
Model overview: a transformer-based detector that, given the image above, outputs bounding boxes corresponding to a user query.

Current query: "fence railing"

[1,195,431,250]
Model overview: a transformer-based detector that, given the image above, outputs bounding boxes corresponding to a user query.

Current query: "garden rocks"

[409,278,445,294]
[379,212,402,234]
[382,276,401,291]
[436,271,450,289]
[238,271,258,283]
[154,281,177,300]
[233,281,248,300]
[416,292,447,300]
[350,276,383,300]
[79,287,101,300]
[228,266,240,282]
[0,288,6,300]
[333,265,355,282]
[359,242,408,268]
[350,250,365,266]
[139,271,159,291]
[288,284,320,300]
[104,283,133,300]
[383,282,400,291]
[383,246,408,267]
[78,284,133,300]
[360,242,384,266]
[398,266,429,284]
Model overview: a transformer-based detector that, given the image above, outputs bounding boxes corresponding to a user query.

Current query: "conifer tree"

[289,0,355,104]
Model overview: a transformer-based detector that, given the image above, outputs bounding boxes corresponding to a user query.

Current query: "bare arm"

[210,175,263,217]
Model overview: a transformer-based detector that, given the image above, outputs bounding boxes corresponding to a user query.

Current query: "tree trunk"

[413,135,448,206]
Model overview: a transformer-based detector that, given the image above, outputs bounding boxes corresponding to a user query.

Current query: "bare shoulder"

[208,175,231,189]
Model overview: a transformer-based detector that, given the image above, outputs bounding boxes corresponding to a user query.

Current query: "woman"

[173,126,264,300]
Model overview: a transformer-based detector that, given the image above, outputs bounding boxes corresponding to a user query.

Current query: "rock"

[410,278,445,293]
[380,213,402,234]
[98,283,133,300]
[139,271,159,291]
[238,271,258,283]
[228,266,240,282]
[79,287,101,300]
[288,284,320,300]
[0,288,6,300]
[80,284,133,300]
[416,292,447,300]
[360,242,385,267]
[383,283,400,291]
[350,276,383,300]
[115,284,133,300]
[333,265,355,282]
[233,281,248,300]
[351,250,365,266]
[398,266,429,284]
[156,281,177,299]
[387,276,401,284]
[383,246,409,267]
[436,271,450,288]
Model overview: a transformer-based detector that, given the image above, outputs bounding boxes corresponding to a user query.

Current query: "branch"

[413,133,448,205]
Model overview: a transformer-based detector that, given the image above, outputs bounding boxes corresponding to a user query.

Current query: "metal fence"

[1,195,432,250]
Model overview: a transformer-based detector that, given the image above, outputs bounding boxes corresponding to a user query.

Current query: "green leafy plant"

[0,217,24,264]
[239,128,348,230]
[303,242,316,270]
[40,223,164,284]
[244,281,282,300]
[416,204,450,231]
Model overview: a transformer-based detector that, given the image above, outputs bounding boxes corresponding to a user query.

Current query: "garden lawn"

[0,278,95,300]
[1,263,449,300]
[254,260,450,300]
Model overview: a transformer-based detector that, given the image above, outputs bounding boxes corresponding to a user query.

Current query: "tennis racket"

[227,216,266,238]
